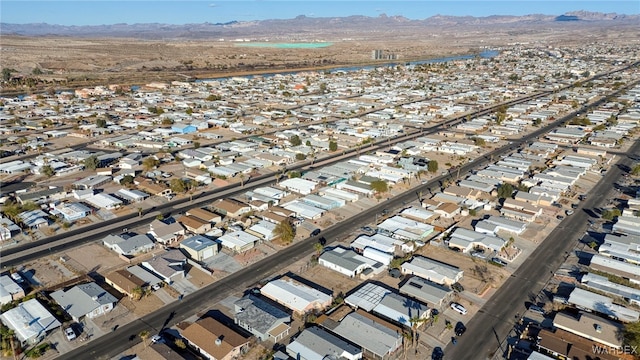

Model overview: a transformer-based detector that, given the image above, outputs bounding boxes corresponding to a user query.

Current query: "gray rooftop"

[332,311,402,358]
[286,326,361,360]
[50,282,117,319]
[234,295,290,334]
[399,277,453,307]
[181,235,217,251]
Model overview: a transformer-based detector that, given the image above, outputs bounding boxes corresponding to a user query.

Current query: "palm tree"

[137,207,143,217]
[313,242,323,256]
[402,331,412,360]
[409,315,428,349]
[139,330,150,349]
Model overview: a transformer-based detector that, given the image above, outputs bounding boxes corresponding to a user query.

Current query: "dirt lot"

[294,261,362,297]
[415,243,511,295]
[62,243,127,274]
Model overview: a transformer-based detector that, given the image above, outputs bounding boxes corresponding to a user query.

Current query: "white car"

[64,327,76,341]
[150,335,164,344]
[450,302,468,315]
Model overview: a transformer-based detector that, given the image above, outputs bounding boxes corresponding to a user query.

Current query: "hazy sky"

[2,1,638,26]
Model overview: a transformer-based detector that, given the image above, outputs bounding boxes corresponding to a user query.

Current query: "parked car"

[432,347,444,360]
[491,257,508,267]
[10,272,24,284]
[565,209,574,216]
[450,302,468,315]
[65,327,76,341]
[528,305,545,315]
[150,335,164,344]
[455,322,466,336]
[556,215,565,220]
[310,229,321,237]
[451,282,464,292]
[152,283,161,291]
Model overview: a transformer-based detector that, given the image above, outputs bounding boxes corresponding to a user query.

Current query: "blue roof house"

[172,124,197,134]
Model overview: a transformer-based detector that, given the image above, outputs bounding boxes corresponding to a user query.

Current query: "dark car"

[455,322,466,336]
[432,347,444,360]
[451,282,464,292]
[311,229,321,236]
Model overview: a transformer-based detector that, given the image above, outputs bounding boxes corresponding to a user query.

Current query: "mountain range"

[1,11,637,39]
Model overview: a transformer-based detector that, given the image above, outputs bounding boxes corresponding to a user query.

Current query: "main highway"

[52,73,640,359]
[445,136,640,360]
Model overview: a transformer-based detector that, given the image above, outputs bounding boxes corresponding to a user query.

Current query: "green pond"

[235,42,333,49]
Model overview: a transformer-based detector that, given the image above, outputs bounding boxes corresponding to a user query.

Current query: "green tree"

[622,321,640,352]
[631,164,640,176]
[497,183,514,199]
[96,118,107,128]
[295,153,306,161]
[83,155,99,170]
[2,68,16,82]
[193,141,201,149]
[287,171,301,178]
[174,339,187,349]
[472,137,486,147]
[601,208,621,220]
[185,108,193,115]
[289,135,302,146]
[427,160,439,173]
[274,219,295,244]
[120,174,134,186]
[41,165,55,177]
[314,242,324,256]
[170,178,187,193]
[370,180,388,194]
[139,330,150,349]
[329,141,338,152]
[142,157,160,171]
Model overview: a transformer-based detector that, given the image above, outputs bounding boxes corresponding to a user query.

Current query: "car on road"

[455,322,466,336]
[450,302,468,315]
[451,337,458,345]
[65,327,76,341]
[310,228,321,237]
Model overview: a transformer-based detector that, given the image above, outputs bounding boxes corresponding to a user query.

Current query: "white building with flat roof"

[0,298,61,345]
[260,278,332,314]
[401,256,463,285]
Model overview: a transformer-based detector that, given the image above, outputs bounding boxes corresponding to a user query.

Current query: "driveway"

[170,277,198,295]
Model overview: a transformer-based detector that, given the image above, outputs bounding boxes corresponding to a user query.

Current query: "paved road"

[444,138,640,360]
